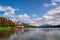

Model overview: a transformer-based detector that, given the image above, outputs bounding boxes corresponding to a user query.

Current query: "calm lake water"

[4,28,60,40]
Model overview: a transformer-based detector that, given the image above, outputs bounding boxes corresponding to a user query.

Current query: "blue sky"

[0,0,52,17]
[0,0,60,26]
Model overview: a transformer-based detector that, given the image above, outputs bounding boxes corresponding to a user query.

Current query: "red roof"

[15,26,24,29]
[14,26,24,31]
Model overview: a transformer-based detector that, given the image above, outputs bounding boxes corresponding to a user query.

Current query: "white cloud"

[0,6,18,16]
[43,0,60,7]
[37,6,60,25]
[18,14,44,26]
[1,6,60,26]
[0,5,19,22]
[42,6,60,25]
[43,2,57,7]
[10,15,18,22]
[43,3,50,7]
[32,14,37,17]
[0,6,37,26]
[18,14,30,20]
[14,6,60,26]
[30,6,60,26]
[51,0,60,2]
[18,14,34,24]
[46,6,60,15]
[0,5,60,26]
[51,2,57,6]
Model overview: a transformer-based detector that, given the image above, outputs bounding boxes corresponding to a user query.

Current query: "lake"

[1,28,60,40]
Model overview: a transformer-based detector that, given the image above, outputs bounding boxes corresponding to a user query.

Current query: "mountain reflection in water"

[5,28,60,40]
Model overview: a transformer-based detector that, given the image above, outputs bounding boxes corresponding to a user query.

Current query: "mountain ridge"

[38,24,60,28]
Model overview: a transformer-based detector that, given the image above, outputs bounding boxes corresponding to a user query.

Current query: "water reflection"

[5,28,60,40]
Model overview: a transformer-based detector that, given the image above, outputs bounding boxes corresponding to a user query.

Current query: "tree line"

[0,17,16,27]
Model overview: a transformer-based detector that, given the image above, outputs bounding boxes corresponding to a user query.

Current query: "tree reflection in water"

[6,28,60,40]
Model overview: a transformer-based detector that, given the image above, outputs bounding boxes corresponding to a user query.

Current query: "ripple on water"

[5,28,60,40]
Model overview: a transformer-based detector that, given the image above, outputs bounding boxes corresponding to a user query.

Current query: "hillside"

[0,17,36,28]
[23,23,37,28]
[0,17,16,27]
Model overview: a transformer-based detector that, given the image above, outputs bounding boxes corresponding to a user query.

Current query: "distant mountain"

[23,23,37,28]
[38,24,60,28]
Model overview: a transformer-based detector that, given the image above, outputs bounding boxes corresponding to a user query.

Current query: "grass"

[0,27,13,32]
[0,27,15,39]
